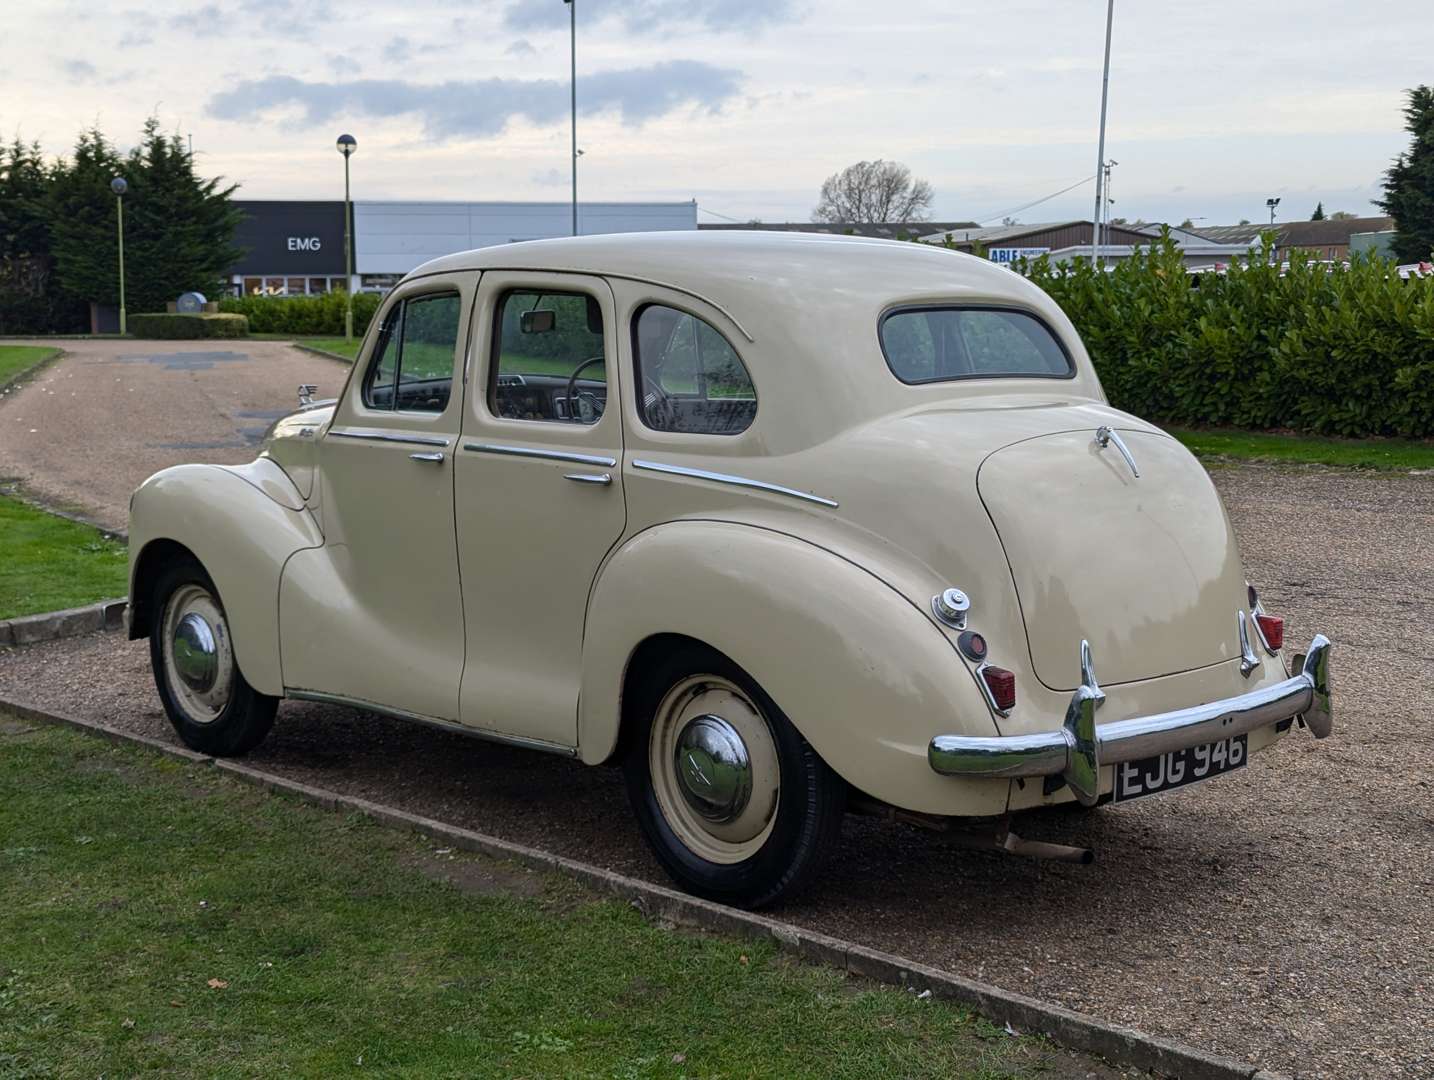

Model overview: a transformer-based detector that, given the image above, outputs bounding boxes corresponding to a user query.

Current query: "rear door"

[454,271,626,747]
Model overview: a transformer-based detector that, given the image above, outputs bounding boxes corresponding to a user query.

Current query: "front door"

[455,271,626,747]
[279,273,476,721]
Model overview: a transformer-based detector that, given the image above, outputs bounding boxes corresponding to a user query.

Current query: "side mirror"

[521,309,556,334]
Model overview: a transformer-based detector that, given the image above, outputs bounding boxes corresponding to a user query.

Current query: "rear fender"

[128,461,324,695]
[579,521,1009,816]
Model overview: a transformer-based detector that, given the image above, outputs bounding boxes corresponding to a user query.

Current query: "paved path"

[0,339,347,531]
[0,462,1429,1078]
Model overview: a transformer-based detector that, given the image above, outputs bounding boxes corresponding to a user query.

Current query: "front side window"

[632,305,756,435]
[490,290,606,424]
[880,307,1072,384]
[361,292,460,413]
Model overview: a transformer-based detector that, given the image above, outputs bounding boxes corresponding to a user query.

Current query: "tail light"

[979,664,1016,714]
[1255,613,1284,651]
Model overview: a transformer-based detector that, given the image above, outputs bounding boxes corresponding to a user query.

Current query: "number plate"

[1112,734,1247,802]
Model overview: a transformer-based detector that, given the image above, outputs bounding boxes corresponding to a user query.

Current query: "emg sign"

[988,247,1049,265]
[231,201,347,275]
[287,236,323,252]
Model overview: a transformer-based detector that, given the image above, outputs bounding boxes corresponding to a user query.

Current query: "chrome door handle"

[409,451,446,463]
[564,472,612,486]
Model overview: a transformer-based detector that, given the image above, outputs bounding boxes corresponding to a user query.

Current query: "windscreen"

[879,307,1073,384]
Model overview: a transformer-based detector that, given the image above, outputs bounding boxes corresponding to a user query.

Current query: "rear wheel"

[149,559,276,757]
[623,643,845,909]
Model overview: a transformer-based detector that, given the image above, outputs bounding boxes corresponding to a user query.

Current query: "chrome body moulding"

[286,688,578,758]
[631,459,839,508]
[329,428,450,448]
[929,634,1332,805]
[463,442,617,468]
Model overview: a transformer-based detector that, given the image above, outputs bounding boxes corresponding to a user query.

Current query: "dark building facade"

[231,200,350,295]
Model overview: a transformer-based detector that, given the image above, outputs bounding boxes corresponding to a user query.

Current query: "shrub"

[218,291,381,336]
[1021,234,1434,438]
[129,312,248,339]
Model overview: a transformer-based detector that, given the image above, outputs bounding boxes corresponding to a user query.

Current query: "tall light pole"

[111,177,128,335]
[1101,159,1118,254]
[565,0,577,237]
[336,134,357,342]
[1090,0,1115,266]
[1266,197,1281,226]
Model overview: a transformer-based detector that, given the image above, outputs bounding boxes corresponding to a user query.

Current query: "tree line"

[0,119,242,334]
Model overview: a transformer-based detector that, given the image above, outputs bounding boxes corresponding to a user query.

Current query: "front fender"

[579,521,1010,816]
[128,461,324,696]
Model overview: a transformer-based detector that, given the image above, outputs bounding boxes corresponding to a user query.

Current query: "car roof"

[409,229,1041,313]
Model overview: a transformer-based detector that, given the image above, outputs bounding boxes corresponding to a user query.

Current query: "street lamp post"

[111,177,128,335]
[565,0,577,237]
[1090,0,1115,266]
[336,134,357,342]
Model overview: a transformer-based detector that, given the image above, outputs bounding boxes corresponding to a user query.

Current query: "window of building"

[632,305,756,435]
[490,290,607,424]
[879,307,1073,383]
[361,292,460,414]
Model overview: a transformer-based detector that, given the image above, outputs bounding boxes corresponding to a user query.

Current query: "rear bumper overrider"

[928,635,1333,805]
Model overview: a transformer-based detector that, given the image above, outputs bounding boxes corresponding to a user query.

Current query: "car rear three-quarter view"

[125,231,1333,909]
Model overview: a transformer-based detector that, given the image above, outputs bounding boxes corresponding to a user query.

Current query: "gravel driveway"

[2,463,1430,1079]
[0,339,346,531]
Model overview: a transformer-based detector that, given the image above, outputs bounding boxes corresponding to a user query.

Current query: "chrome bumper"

[929,635,1332,805]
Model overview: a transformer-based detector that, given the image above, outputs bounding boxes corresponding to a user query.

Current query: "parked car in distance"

[127,231,1333,908]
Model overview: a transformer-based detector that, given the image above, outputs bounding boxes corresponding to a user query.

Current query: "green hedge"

[129,312,248,339]
[219,291,381,335]
[1022,236,1434,438]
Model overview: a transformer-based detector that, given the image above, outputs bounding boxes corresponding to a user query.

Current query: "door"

[455,271,626,747]
[279,273,476,721]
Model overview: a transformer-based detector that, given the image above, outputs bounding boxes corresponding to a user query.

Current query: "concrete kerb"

[0,598,127,648]
[290,342,355,365]
[0,691,1293,1080]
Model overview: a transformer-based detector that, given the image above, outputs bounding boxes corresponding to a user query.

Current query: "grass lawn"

[1171,427,1434,470]
[0,345,61,390]
[0,495,127,620]
[305,337,361,361]
[0,723,1083,1080]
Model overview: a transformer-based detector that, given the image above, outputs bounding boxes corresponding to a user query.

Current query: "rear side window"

[632,304,756,435]
[880,307,1072,383]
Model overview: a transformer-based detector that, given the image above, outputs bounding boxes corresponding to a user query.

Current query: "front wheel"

[149,558,277,757]
[623,643,845,909]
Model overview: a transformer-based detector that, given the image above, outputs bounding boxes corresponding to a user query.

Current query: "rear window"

[879,307,1073,383]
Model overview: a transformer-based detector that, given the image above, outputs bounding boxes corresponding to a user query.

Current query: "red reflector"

[980,665,1016,712]
[1255,613,1284,651]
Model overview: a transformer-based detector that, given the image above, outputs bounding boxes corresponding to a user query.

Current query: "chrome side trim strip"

[329,428,451,448]
[631,459,839,508]
[928,634,1332,805]
[286,688,579,758]
[464,442,617,468]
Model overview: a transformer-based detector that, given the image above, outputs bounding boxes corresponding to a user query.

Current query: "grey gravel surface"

[2,463,1430,1080]
[0,339,346,531]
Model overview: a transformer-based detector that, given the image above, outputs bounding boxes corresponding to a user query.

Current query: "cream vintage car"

[127,232,1333,908]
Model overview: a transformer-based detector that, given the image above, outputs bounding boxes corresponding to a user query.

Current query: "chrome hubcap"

[172,612,218,693]
[160,583,234,724]
[649,675,780,865]
[674,714,753,823]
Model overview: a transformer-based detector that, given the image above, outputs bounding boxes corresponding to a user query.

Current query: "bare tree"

[811,160,934,224]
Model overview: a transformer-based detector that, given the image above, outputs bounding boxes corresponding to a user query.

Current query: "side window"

[490,290,607,424]
[361,292,460,413]
[363,303,401,409]
[633,305,756,435]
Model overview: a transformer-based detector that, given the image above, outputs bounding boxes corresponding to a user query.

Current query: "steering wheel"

[564,355,606,422]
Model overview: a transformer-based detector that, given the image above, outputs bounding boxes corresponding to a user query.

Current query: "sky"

[3,0,1428,228]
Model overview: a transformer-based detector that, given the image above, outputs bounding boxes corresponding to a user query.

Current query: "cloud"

[530,167,567,186]
[506,38,536,57]
[62,59,98,80]
[118,29,153,47]
[502,0,798,34]
[207,61,744,139]
[384,36,412,63]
